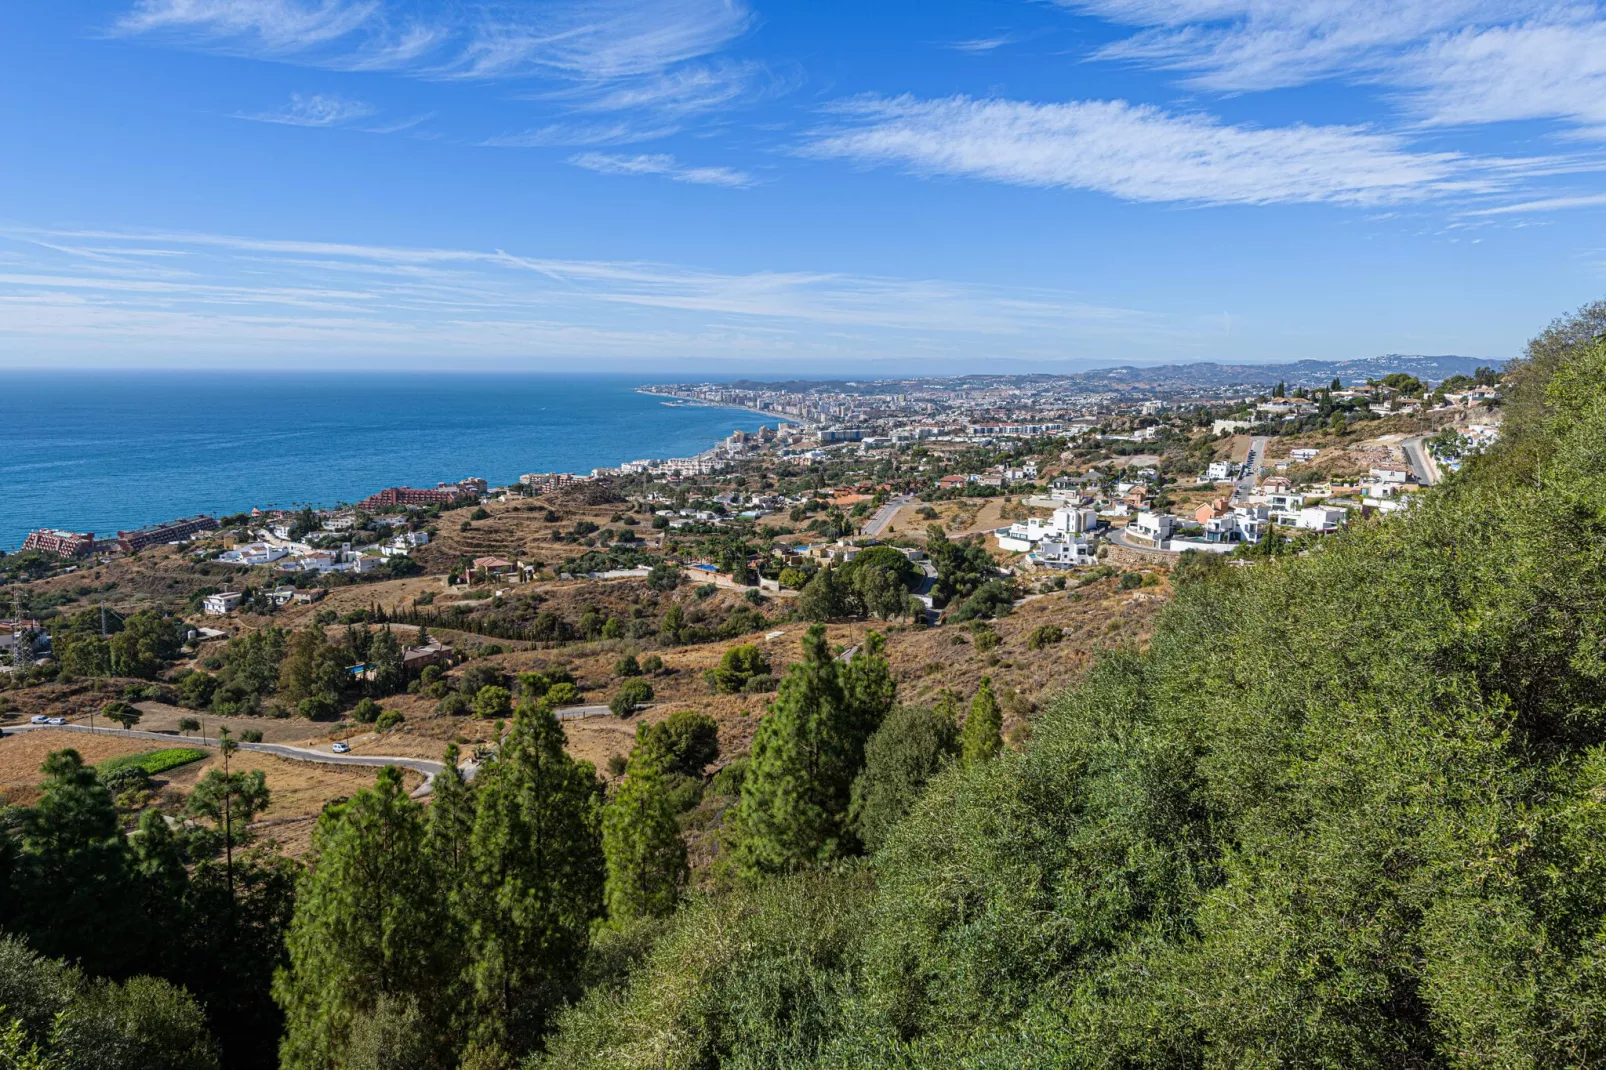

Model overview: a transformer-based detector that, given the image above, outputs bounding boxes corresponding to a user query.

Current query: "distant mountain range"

[722,355,1499,395]
[1044,355,1498,392]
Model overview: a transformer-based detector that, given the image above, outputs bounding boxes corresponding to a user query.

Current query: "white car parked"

[30,715,49,724]
[331,742,351,754]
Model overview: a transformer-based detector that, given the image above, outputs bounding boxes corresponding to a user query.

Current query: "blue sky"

[3,0,1606,373]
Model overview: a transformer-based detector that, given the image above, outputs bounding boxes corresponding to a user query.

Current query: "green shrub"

[741,673,777,694]
[709,757,748,797]
[706,644,770,694]
[94,748,207,779]
[473,685,512,720]
[375,708,404,732]
[610,679,653,717]
[1026,624,1064,651]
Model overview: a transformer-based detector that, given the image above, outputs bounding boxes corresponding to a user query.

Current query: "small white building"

[996,505,1098,552]
[1206,461,1240,482]
[1029,538,1096,570]
[219,542,288,566]
[1293,506,1346,533]
[203,591,243,616]
[1125,512,1175,549]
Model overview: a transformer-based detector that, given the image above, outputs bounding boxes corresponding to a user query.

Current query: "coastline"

[635,387,780,424]
[2,376,770,551]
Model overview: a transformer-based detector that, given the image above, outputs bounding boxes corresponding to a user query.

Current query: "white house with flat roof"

[203,591,243,616]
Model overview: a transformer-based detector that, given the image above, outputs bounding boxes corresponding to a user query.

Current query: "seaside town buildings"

[116,515,220,554]
[21,529,95,558]
[355,485,462,510]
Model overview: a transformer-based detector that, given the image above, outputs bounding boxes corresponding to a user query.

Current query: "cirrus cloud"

[568,152,755,187]
[805,94,1532,206]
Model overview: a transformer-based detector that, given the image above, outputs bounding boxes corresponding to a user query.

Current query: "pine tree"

[961,676,1003,767]
[9,749,138,976]
[601,741,687,921]
[274,767,452,1070]
[462,702,603,1056]
[427,743,474,877]
[842,631,896,750]
[734,624,894,876]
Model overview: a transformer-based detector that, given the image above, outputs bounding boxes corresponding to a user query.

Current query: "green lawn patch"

[94,747,209,778]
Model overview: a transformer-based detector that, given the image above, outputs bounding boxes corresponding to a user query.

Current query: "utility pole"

[9,593,31,674]
[218,726,237,902]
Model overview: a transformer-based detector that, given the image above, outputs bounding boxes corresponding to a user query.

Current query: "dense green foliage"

[610,678,654,716]
[1,749,297,1069]
[637,711,721,778]
[602,739,689,922]
[93,747,208,778]
[959,676,1002,766]
[536,309,1606,1067]
[0,936,219,1070]
[707,644,770,694]
[275,768,454,1070]
[848,701,959,855]
[272,702,605,1067]
[734,627,895,876]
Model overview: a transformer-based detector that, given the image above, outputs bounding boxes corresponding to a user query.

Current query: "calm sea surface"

[0,372,766,551]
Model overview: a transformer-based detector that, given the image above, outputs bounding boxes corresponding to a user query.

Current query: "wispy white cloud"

[116,0,767,143]
[1402,20,1606,131]
[1463,191,1606,214]
[949,34,1021,53]
[805,94,1533,206]
[568,59,771,115]
[0,226,1179,365]
[114,0,756,92]
[569,152,755,187]
[1057,1,1606,136]
[480,121,681,147]
[235,91,374,126]
[117,0,382,52]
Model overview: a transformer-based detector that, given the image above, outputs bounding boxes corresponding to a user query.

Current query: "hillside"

[536,312,1606,1066]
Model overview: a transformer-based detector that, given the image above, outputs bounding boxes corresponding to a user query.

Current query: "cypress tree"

[961,676,1003,767]
[368,628,405,697]
[274,767,452,1070]
[734,624,894,876]
[462,702,603,1057]
[601,740,687,921]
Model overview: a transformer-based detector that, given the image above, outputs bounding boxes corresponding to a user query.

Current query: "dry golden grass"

[0,730,181,804]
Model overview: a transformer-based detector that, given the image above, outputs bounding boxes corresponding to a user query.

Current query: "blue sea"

[0,372,767,551]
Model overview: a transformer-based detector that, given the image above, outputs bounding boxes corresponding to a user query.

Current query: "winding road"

[0,704,618,796]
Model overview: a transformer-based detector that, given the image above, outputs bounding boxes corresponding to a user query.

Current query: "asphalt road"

[862,495,913,537]
[0,706,617,795]
[1235,436,1269,500]
[1401,436,1438,485]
